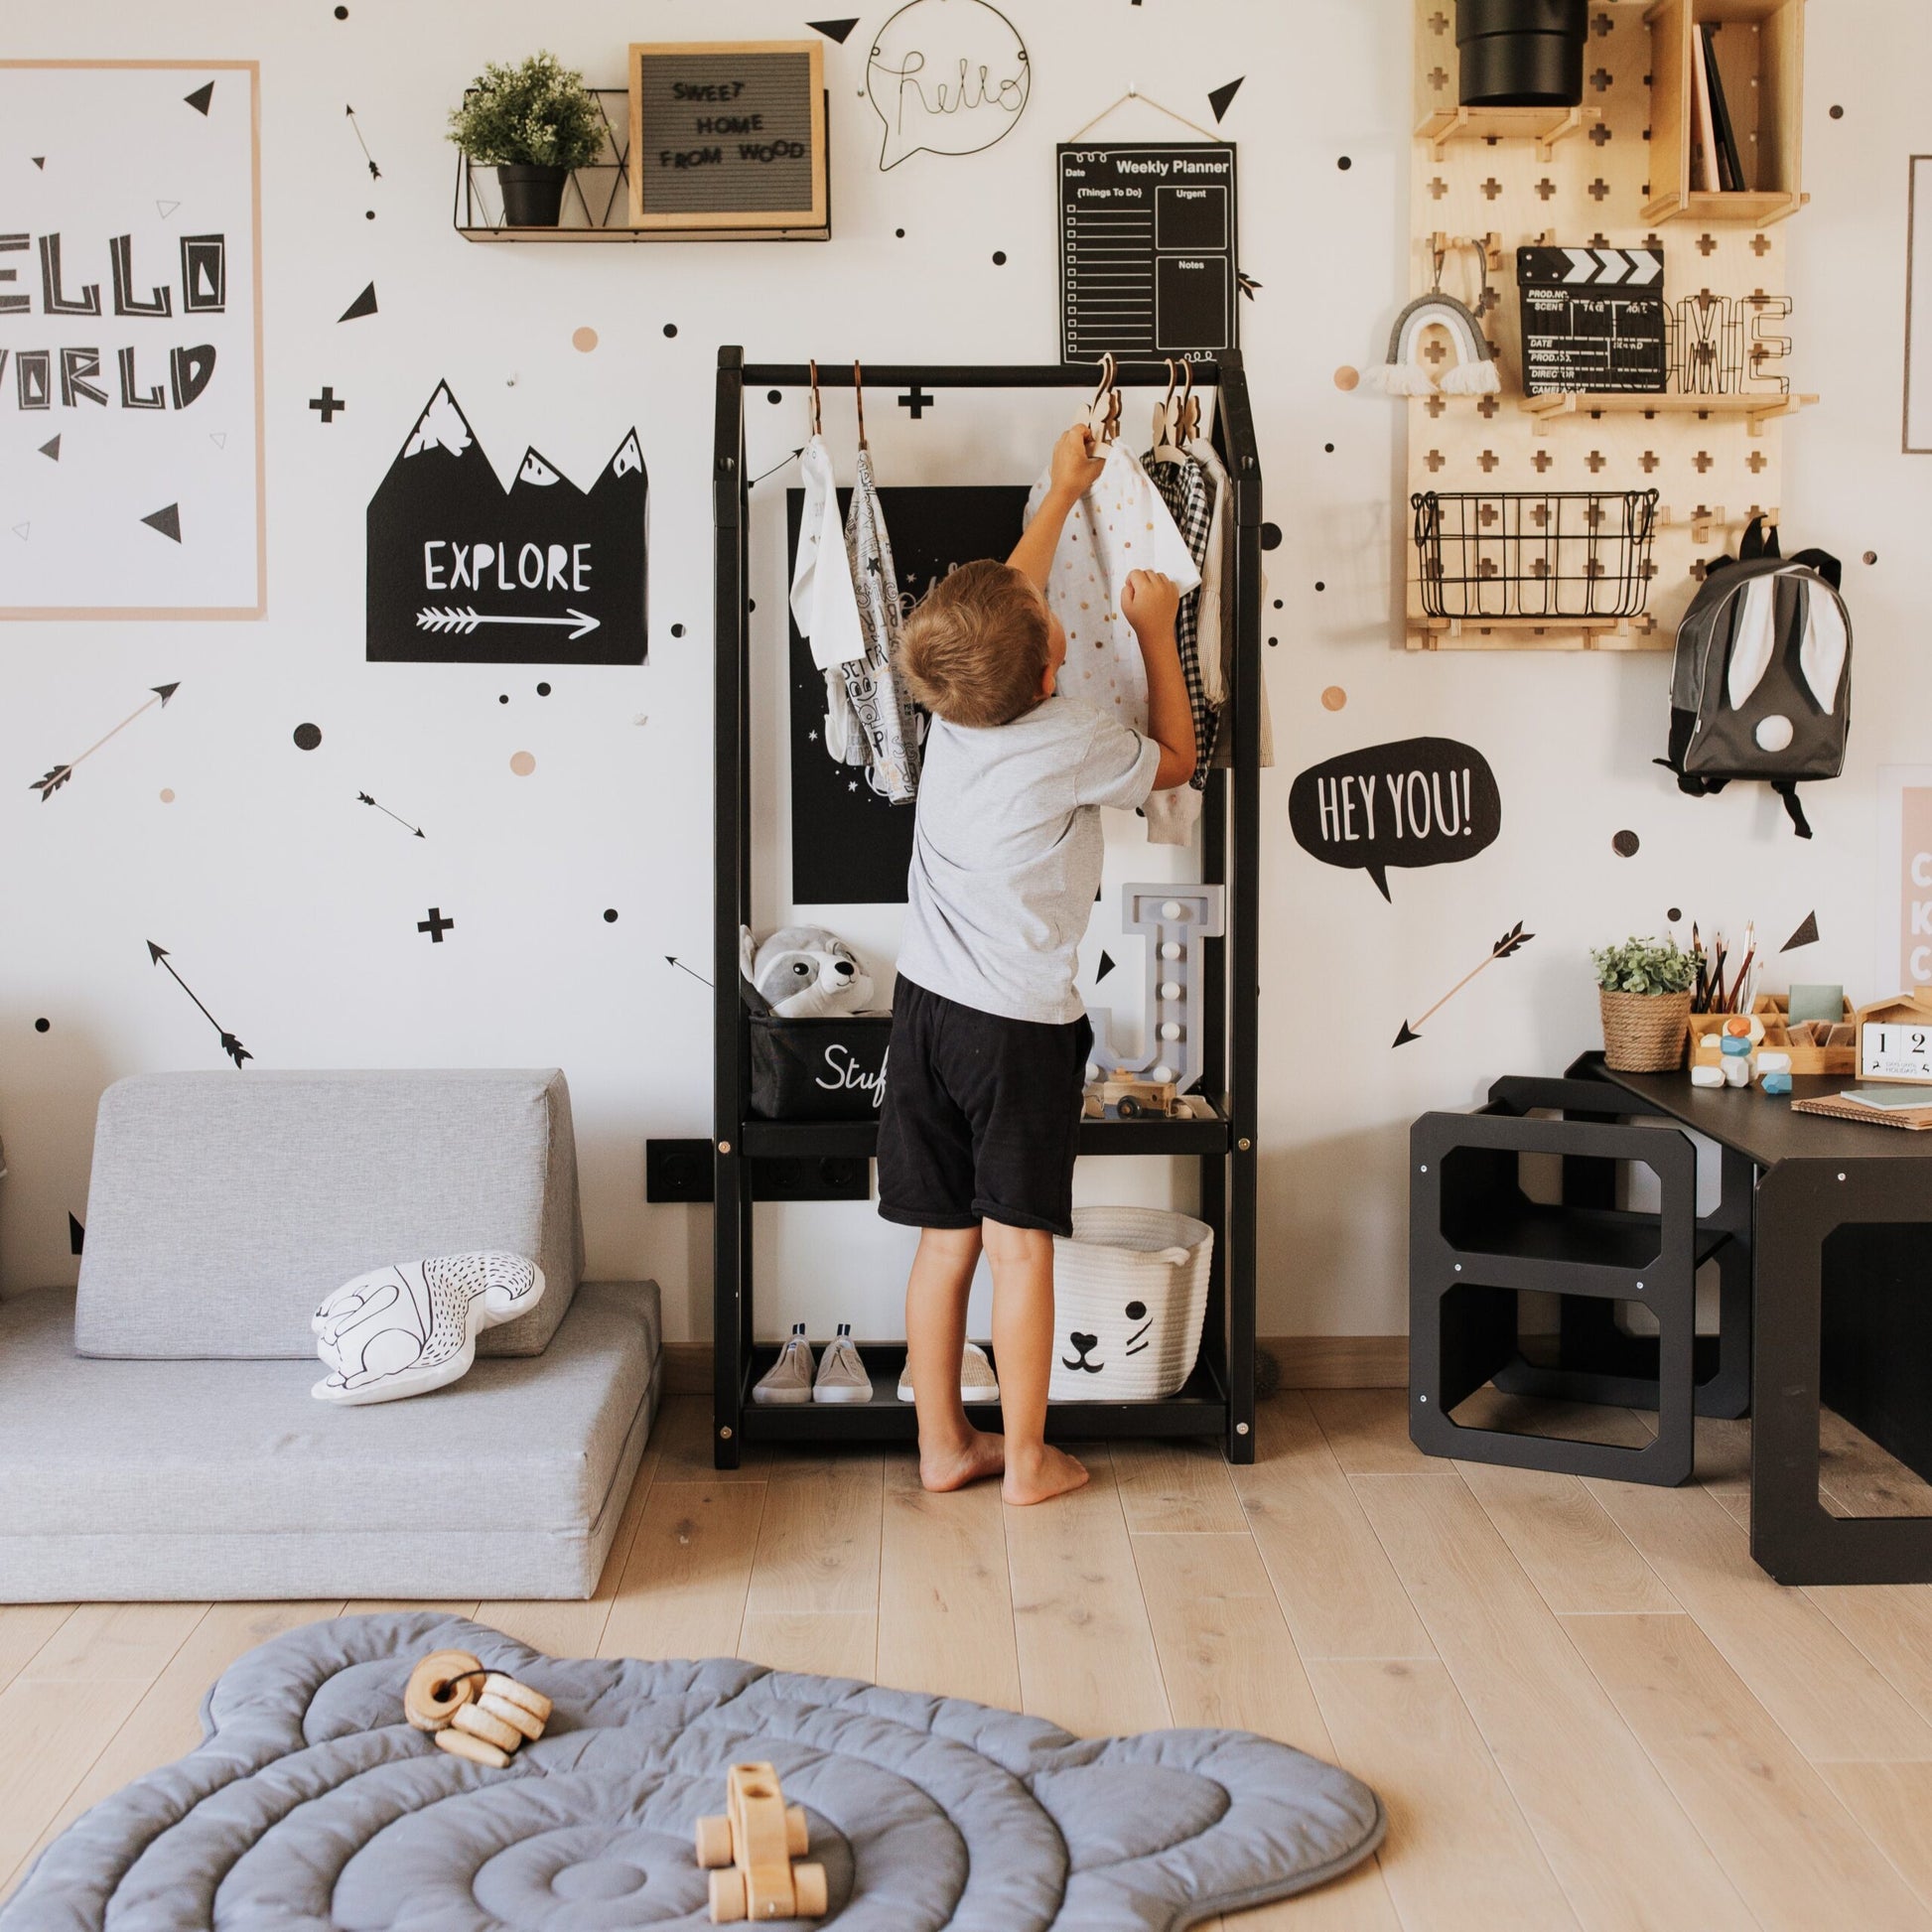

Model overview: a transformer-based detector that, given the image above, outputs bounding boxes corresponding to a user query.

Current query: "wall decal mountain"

[366,381,647,666]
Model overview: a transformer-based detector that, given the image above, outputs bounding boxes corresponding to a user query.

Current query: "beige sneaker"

[813,1323,873,1404]
[897,1341,1000,1405]
[753,1324,815,1405]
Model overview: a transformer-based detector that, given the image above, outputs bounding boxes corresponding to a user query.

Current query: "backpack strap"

[1772,779,1813,839]
[1738,515,1781,563]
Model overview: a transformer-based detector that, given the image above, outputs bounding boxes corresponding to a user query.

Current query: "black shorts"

[876,977,1092,1238]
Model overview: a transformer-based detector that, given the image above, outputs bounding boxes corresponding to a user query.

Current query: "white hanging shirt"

[1025,443,1201,732]
[789,434,864,671]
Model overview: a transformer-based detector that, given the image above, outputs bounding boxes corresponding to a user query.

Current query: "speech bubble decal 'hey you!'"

[866,0,1031,172]
[1289,737,1501,901]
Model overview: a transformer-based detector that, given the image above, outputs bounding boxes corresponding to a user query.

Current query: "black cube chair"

[1409,1075,1737,1485]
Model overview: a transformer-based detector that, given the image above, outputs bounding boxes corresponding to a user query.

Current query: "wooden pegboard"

[1404,0,1811,650]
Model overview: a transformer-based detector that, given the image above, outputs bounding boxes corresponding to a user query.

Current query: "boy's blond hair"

[897,559,1049,729]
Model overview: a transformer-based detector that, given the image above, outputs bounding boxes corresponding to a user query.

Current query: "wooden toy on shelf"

[1085,1072,1181,1121]
[402,1649,552,1771]
[696,1761,827,1923]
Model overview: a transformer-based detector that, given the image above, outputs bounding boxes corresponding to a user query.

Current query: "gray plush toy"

[739,924,877,1019]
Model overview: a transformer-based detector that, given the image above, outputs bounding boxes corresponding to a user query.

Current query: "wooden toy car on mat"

[1086,1073,1180,1121]
[695,1760,827,1922]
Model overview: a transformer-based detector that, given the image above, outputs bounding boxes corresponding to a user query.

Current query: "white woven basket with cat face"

[1049,1206,1214,1402]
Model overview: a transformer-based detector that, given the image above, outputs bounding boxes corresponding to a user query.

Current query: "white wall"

[2,0,1926,1343]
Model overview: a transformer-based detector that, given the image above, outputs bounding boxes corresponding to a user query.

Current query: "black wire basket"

[1412,488,1660,621]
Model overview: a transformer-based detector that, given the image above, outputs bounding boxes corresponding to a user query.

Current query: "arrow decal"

[356,790,425,838]
[147,940,252,1067]
[345,104,382,180]
[665,955,713,988]
[31,682,180,801]
[416,605,601,642]
[1393,921,1534,1047]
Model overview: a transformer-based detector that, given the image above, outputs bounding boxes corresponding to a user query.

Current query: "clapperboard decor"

[1058,144,1238,364]
[627,42,828,237]
[1517,245,1666,395]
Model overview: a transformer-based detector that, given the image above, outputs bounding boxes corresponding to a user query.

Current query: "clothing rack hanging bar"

[741,359,1234,390]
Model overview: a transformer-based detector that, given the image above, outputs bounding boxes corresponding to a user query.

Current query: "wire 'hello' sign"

[865,0,1031,171]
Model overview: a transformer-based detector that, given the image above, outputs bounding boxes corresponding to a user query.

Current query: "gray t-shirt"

[899,694,1160,1025]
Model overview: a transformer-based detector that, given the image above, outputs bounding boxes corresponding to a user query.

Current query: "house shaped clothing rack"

[710,347,1263,1466]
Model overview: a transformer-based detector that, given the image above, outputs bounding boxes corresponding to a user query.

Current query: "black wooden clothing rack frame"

[710,346,1263,1466]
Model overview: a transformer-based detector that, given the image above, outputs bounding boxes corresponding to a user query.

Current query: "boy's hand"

[1047,423,1105,502]
[1122,569,1180,638]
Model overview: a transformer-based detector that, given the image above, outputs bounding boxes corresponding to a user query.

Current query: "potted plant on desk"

[448,51,603,228]
[1591,934,1702,1072]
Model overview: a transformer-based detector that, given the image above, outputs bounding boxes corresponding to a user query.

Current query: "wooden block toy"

[404,1650,551,1769]
[695,1761,825,1922]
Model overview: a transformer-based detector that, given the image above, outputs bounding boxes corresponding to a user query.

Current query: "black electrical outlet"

[751,1156,871,1202]
[646,1138,713,1203]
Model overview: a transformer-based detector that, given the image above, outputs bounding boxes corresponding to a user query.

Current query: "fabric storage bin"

[1049,1206,1214,1402]
[748,1014,892,1120]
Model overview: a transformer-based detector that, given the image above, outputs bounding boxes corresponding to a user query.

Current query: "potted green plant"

[1591,935,1703,1072]
[448,52,604,228]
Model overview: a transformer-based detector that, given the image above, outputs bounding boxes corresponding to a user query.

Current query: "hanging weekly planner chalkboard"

[627,41,828,235]
[1058,143,1239,364]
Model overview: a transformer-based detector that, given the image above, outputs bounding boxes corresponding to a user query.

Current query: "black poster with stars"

[786,483,1029,904]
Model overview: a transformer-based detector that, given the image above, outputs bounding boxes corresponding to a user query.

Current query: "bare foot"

[1003,1444,1089,1506]
[920,1428,1006,1492]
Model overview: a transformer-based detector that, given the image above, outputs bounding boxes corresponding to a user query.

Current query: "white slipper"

[813,1323,873,1404]
[753,1323,816,1405]
[897,1341,1000,1405]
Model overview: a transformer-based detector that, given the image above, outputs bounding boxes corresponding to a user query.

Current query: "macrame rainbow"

[1378,291,1501,397]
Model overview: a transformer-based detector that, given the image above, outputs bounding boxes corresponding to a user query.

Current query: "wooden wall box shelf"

[1518,390,1817,434]
[1643,0,1805,225]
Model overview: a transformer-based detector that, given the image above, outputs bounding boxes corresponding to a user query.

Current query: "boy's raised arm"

[1124,571,1195,791]
[1008,424,1104,592]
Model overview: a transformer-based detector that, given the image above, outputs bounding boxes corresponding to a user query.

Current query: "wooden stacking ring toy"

[404,1649,552,1770]
[403,1650,483,1732]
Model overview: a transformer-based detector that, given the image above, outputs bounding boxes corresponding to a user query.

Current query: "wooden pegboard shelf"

[1519,390,1818,434]
[1415,104,1599,161]
[1405,0,1808,651]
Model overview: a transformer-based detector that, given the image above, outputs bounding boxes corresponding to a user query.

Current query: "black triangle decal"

[1096,949,1117,982]
[339,281,378,322]
[69,1212,85,1256]
[1781,909,1821,952]
[184,80,215,115]
[807,17,860,42]
[31,156,46,170]
[1207,76,1244,123]
[141,502,183,542]
[38,435,60,461]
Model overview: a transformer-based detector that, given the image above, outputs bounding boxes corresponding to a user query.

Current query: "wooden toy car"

[1087,1073,1180,1121]
[695,1761,826,1922]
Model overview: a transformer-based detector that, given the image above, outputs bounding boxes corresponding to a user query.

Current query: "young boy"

[879,424,1195,1504]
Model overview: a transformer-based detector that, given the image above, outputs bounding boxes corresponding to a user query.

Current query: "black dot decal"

[749,598,757,612]
[1314,580,1325,592]
[34,1017,51,1034]
[896,227,905,237]
[1337,155,1352,170]
[1863,550,1877,565]
[1273,598,1283,609]
[498,694,509,705]
[1323,442,1334,453]
[1667,906,1683,923]
[536,682,552,696]
[365,209,375,220]
[603,908,620,923]
[1612,829,1641,858]
[1260,522,1283,551]
[670,621,685,637]
[293,722,322,751]
[662,323,677,338]
[334,4,347,15]
[1829,103,1844,119]
[1268,635,1279,647]
[992,250,1007,265]
[766,389,782,403]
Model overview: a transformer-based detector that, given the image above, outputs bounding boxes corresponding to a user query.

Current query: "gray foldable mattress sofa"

[0,1069,660,1603]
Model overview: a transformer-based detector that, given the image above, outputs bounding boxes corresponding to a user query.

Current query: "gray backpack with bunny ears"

[1661,516,1850,839]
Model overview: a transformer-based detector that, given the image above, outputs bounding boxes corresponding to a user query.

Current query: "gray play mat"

[1,1611,1384,1929]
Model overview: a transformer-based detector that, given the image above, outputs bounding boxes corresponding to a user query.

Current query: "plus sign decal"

[309,386,346,423]
[897,386,934,419]
[416,906,456,943]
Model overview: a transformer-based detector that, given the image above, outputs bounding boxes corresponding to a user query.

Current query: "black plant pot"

[496,164,569,227]
[1457,0,1588,107]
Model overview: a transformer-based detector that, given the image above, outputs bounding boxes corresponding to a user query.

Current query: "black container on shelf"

[496,164,569,226]
[1457,0,1588,107]
[748,1014,891,1121]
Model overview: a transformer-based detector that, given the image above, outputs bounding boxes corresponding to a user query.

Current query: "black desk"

[1586,1056,1932,1585]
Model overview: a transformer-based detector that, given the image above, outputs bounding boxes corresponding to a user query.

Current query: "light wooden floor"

[9,1388,1932,1928]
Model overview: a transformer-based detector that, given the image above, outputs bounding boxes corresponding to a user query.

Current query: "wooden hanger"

[1086,352,1121,445]
[853,358,868,451]
[1176,358,1200,444]
[1151,358,1184,463]
[807,359,823,439]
